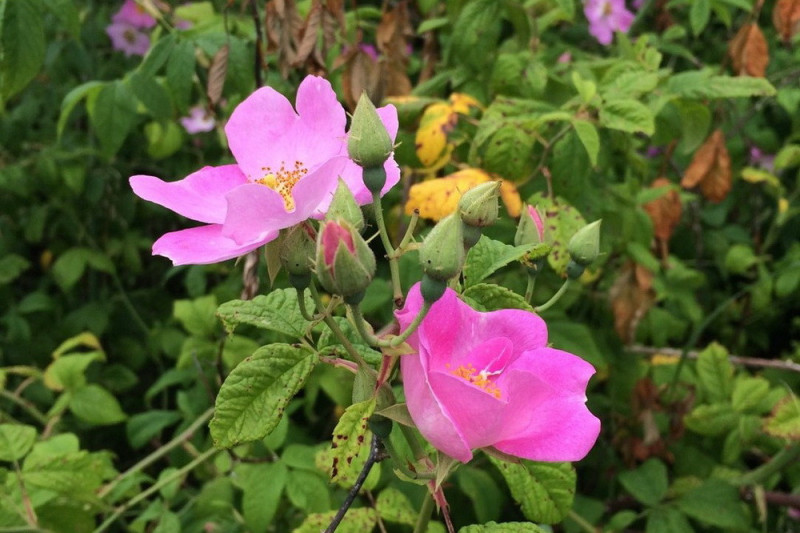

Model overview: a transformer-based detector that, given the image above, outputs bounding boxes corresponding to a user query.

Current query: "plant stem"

[394,211,419,256]
[308,284,369,369]
[350,302,431,348]
[534,279,573,313]
[524,273,537,303]
[0,390,48,426]
[567,509,598,533]
[98,407,214,499]
[371,191,403,306]
[734,444,800,487]
[93,447,218,533]
[412,492,435,533]
[324,434,381,533]
[296,288,316,321]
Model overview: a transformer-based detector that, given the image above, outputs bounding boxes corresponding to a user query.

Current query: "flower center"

[448,363,502,399]
[602,1,613,16]
[256,160,308,211]
[123,28,138,44]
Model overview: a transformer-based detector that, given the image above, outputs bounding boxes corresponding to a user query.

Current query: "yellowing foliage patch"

[414,94,482,170]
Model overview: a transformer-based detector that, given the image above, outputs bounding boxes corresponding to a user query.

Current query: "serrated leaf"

[210,344,317,448]
[457,466,503,523]
[129,72,172,118]
[0,0,45,104]
[0,254,30,285]
[618,459,668,506]
[234,461,288,531]
[126,411,183,449]
[463,236,534,288]
[684,403,739,436]
[572,120,599,166]
[763,394,800,440]
[460,523,547,533]
[23,450,111,496]
[166,39,196,113]
[731,376,770,414]
[292,507,378,533]
[489,457,576,524]
[462,283,534,312]
[676,479,748,529]
[646,507,693,533]
[89,81,138,158]
[695,343,734,402]
[174,295,218,337]
[216,289,313,338]
[527,193,587,274]
[317,316,382,366]
[138,34,176,77]
[690,0,710,35]
[376,487,417,525]
[45,0,80,39]
[599,99,655,135]
[329,398,375,484]
[69,384,127,425]
[667,71,776,99]
[449,0,502,71]
[0,424,37,462]
[57,81,105,139]
[44,352,104,391]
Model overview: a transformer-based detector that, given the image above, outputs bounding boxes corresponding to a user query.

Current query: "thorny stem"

[534,278,573,314]
[93,447,218,533]
[98,407,215,499]
[324,434,381,533]
[349,303,431,349]
[308,283,369,369]
[371,191,404,306]
[412,492,435,533]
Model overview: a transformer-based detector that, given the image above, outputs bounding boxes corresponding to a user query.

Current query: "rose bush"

[397,283,601,463]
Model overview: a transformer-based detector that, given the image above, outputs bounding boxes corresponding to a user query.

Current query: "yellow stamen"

[449,362,502,399]
[255,160,308,211]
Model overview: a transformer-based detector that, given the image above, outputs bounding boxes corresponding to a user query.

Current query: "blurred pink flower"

[106,22,151,56]
[112,0,157,28]
[130,76,400,265]
[749,147,775,173]
[180,106,215,134]
[584,0,634,45]
[558,51,573,63]
[397,284,601,463]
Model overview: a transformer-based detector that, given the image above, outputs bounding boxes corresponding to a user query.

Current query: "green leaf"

[724,244,758,275]
[572,120,599,166]
[774,145,800,170]
[144,120,184,160]
[572,72,597,104]
[462,283,534,312]
[23,450,111,496]
[463,236,534,288]
[599,99,655,135]
[166,39,196,113]
[684,403,739,436]
[285,469,331,513]
[449,0,502,71]
[0,424,37,462]
[210,344,317,448]
[673,99,711,154]
[676,479,748,529]
[489,457,576,524]
[527,193,587,275]
[618,459,668,506]
[89,81,138,158]
[667,71,776,99]
[603,71,659,98]
[126,411,183,449]
[292,508,378,533]
[0,0,45,104]
[44,0,80,38]
[0,254,30,285]
[138,34,177,77]
[695,343,734,402]
[554,0,575,19]
[216,288,313,339]
[44,352,104,391]
[646,507,693,533]
[233,461,288,532]
[375,487,417,525]
[152,512,180,533]
[460,523,547,533]
[547,320,607,371]
[457,466,503,523]
[317,316,382,366]
[478,122,537,181]
[763,394,800,440]
[690,0,710,35]
[328,398,375,484]
[57,81,105,139]
[174,295,219,337]
[129,72,172,118]
[69,384,127,425]
[51,247,91,291]
[730,376,770,414]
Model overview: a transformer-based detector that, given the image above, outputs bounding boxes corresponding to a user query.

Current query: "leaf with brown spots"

[728,23,769,78]
[328,398,375,484]
[643,178,682,242]
[681,129,732,203]
[773,0,800,43]
[609,261,654,344]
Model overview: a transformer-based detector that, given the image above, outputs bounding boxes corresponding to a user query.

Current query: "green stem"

[0,390,48,426]
[734,444,800,487]
[371,191,403,305]
[350,302,431,348]
[394,211,420,256]
[93,447,218,533]
[296,288,316,321]
[412,492,435,533]
[534,279,573,314]
[568,509,598,533]
[98,407,214,499]
[308,284,369,369]
[380,435,433,480]
[524,273,537,304]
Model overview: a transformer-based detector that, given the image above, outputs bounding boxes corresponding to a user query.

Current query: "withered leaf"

[341,47,382,110]
[207,44,229,106]
[643,177,682,242]
[728,23,769,78]
[376,2,412,98]
[610,261,654,344]
[681,129,732,203]
[773,0,800,43]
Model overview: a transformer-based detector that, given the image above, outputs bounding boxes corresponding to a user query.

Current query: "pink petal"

[130,165,247,224]
[294,76,346,141]
[376,104,399,140]
[321,222,354,266]
[152,224,277,265]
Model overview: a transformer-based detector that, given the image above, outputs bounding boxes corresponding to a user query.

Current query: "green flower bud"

[326,178,364,231]
[279,224,316,277]
[348,93,393,169]
[515,204,552,269]
[567,219,602,266]
[315,220,376,299]
[458,181,500,228]
[419,214,466,282]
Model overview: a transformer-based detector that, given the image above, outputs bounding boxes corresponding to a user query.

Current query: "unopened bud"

[515,205,552,269]
[326,178,364,231]
[458,181,500,228]
[280,224,316,277]
[419,214,466,282]
[567,219,601,266]
[348,93,393,169]
[315,220,376,300]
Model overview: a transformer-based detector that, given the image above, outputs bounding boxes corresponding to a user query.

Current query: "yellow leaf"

[448,93,482,114]
[415,102,454,169]
[499,180,522,217]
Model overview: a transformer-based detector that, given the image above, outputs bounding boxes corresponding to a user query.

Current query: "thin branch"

[629,345,800,374]
[324,434,381,533]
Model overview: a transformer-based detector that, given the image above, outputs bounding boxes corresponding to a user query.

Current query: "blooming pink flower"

[583,0,635,46]
[130,76,399,265]
[112,0,157,28]
[396,284,600,463]
[180,106,215,134]
[106,22,151,56]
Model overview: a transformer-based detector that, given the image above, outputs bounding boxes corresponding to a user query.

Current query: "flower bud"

[347,93,393,169]
[326,178,364,231]
[514,205,546,247]
[419,213,466,282]
[458,181,500,228]
[280,224,316,277]
[567,219,601,266]
[315,220,376,299]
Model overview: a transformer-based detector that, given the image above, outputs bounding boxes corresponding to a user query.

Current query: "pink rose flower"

[112,0,157,29]
[180,106,215,134]
[106,22,150,56]
[583,0,635,46]
[397,284,600,463]
[130,76,399,265]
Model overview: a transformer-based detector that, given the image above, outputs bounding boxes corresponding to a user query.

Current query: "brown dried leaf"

[728,23,769,77]
[643,177,682,242]
[681,129,732,203]
[376,2,412,98]
[773,0,800,43]
[292,0,322,66]
[341,48,382,110]
[610,262,655,344]
[206,44,229,106]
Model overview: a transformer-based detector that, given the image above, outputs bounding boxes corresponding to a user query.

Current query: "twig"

[629,345,800,374]
[324,434,381,533]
